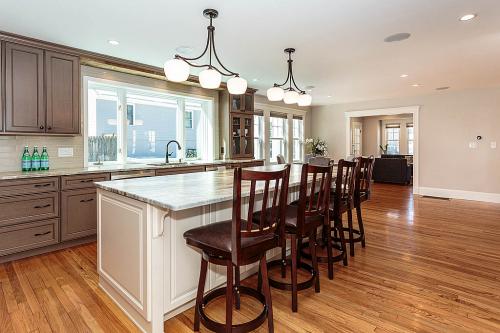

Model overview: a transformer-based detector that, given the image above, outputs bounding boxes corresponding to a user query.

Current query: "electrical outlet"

[58,147,74,157]
[491,141,497,149]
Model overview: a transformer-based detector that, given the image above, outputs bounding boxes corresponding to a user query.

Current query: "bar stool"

[183,165,290,333]
[258,163,333,312]
[301,159,358,279]
[347,155,375,256]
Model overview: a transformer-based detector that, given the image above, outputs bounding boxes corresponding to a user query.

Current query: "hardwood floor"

[1,183,500,332]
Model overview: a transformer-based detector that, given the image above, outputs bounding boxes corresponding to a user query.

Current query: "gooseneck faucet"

[165,140,182,163]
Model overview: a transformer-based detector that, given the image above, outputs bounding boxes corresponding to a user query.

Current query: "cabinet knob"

[47,126,52,130]
[39,125,44,130]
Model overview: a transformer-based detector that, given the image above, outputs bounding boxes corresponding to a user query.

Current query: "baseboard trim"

[416,187,500,203]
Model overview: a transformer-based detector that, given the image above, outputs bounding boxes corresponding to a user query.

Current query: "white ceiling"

[1,0,500,105]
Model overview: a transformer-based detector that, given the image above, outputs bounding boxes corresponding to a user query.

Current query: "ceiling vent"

[384,33,411,43]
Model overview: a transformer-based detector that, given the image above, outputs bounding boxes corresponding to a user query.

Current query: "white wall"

[311,86,500,198]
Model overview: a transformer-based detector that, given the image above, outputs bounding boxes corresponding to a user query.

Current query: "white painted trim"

[418,187,500,203]
[344,105,420,194]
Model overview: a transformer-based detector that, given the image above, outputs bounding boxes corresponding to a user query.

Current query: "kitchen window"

[253,113,264,159]
[86,79,213,164]
[269,114,287,163]
[292,117,304,162]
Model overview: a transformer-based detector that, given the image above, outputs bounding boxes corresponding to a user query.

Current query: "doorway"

[345,106,420,194]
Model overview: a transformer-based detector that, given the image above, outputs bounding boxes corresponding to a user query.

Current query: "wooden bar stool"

[347,155,375,256]
[184,165,290,333]
[258,163,333,312]
[301,159,358,279]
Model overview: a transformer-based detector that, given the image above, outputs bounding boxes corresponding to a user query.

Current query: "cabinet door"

[4,42,45,133]
[240,115,254,157]
[61,188,97,241]
[45,51,80,134]
[0,42,4,132]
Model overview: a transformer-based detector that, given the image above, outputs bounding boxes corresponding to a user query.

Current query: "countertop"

[0,159,264,180]
[96,164,303,211]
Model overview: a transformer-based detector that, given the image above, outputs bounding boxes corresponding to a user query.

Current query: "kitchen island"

[96,165,304,333]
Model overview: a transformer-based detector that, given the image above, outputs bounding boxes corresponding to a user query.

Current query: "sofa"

[373,155,412,184]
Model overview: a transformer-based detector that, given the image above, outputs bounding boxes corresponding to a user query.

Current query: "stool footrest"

[198,285,268,333]
[267,258,317,291]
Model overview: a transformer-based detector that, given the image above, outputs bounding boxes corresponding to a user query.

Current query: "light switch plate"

[491,141,497,149]
[58,147,74,157]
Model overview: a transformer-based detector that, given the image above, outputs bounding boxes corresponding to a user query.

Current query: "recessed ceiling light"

[108,40,119,45]
[412,84,421,87]
[252,78,258,82]
[327,95,332,98]
[384,32,411,43]
[400,74,409,78]
[459,14,477,21]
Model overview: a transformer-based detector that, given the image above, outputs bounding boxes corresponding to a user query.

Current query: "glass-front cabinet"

[230,93,254,113]
[230,114,253,158]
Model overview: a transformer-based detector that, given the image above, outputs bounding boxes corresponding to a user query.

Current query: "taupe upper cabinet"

[2,41,80,135]
[45,51,80,134]
[4,42,45,133]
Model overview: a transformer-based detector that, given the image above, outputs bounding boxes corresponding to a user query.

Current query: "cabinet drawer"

[61,188,97,241]
[61,173,110,190]
[0,177,59,197]
[0,192,59,226]
[0,219,59,256]
[155,166,205,176]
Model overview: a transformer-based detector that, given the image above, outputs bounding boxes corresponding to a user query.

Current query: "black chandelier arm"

[209,31,240,76]
[176,28,211,62]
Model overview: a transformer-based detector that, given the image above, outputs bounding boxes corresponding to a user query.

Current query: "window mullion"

[118,88,127,163]
[177,98,185,160]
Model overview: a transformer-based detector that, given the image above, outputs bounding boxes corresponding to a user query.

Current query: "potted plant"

[305,138,328,157]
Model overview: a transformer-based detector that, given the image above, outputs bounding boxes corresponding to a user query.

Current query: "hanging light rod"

[164,9,247,94]
[267,48,312,106]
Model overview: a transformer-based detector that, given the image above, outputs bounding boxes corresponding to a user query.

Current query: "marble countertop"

[96,164,304,211]
[0,159,264,180]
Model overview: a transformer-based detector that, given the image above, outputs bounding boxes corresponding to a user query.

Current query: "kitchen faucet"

[165,140,182,163]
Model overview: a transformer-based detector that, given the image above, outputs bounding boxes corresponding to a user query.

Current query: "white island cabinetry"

[96,166,301,333]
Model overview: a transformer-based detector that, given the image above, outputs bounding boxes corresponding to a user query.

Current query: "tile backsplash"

[0,135,85,172]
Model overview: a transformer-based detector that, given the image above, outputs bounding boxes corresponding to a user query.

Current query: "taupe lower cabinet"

[1,41,80,135]
[61,188,97,241]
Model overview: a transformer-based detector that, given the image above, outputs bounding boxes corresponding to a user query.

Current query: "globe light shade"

[283,90,299,104]
[164,59,190,82]
[297,93,312,106]
[267,86,284,101]
[227,76,248,95]
[199,69,222,89]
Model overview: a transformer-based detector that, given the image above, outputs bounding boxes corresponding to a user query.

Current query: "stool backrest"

[232,165,291,264]
[332,159,359,215]
[296,162,334,237]
[354,155,375,198]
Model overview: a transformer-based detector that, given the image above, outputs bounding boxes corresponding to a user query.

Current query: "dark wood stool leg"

[257,265,262,293]
[325,221,334,280]
[356,204,366,247]
[290,234,298,312]
[281,242,287,278]
[194,257,208,332]
[347,209,355,257]
[225,260,233,333]
[260,256,274,333]
[296,236,303,267]
[336,215,348,266]
[310,231,320,292]
[234,266,241,310]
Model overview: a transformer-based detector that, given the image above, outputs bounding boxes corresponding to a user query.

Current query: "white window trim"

[82,74,214,166]
[254,102,307,165]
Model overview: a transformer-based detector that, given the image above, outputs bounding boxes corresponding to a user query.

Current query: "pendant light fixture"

[267,48,312,106]
[164,9,247,94]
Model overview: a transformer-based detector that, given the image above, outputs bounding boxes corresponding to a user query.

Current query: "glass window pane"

[87,89,119,162]
[185,103,201,159]
[126,98,178,161]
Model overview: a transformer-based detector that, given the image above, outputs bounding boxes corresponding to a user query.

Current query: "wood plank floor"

[1,183,500,332]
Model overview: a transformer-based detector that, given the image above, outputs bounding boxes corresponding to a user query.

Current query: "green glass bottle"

[31,146,41,171]
[21,146,32,172]
[41,146,49,171]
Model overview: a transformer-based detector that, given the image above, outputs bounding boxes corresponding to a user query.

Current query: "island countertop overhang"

[95,164,304,211]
